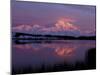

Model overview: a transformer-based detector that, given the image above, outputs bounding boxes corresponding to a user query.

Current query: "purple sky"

[11,1,96,36]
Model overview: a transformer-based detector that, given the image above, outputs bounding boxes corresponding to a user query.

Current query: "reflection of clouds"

[13,40,95,57]
[13,44,39,51]
[13,43,77,57]
[55,47,76,57]
[39,43,77,57]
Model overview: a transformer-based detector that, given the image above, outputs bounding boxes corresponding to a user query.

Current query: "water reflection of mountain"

[12,48,96,74]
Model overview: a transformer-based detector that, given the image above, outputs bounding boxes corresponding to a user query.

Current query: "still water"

[12,40,96,74]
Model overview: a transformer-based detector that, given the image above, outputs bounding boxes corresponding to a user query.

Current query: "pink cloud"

[12,17,79,34]
[40,17,79,32]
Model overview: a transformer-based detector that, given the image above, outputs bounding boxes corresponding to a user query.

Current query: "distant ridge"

[12,32,96,40]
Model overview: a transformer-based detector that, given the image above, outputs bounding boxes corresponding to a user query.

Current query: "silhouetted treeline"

[12,32,96,40]
[12,48,96,75]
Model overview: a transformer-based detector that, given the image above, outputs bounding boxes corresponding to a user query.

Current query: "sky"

[11,1,96,36]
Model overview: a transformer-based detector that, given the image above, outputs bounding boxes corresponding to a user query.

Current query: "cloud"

[12,24,41,32]
[40,17,78,31]
[12,17,81,36]
[55,17,78,31]
[12,24,32,31]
